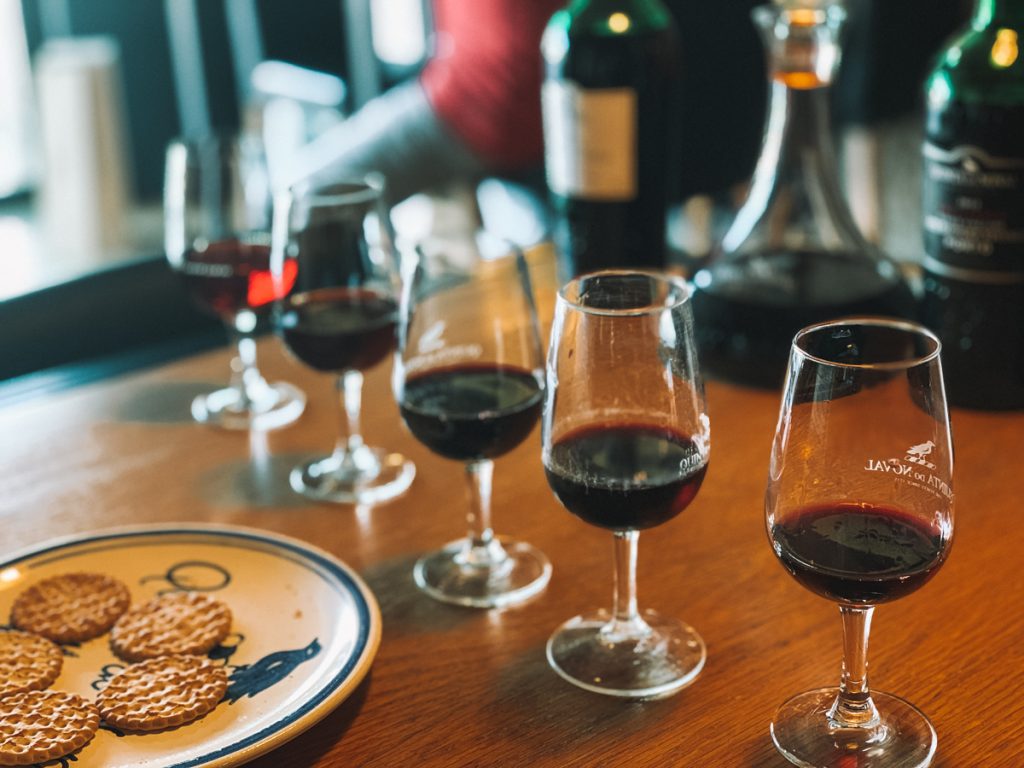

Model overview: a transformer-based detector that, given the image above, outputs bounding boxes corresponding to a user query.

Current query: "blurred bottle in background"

[689,1,916,389]
[921,0,1024,410]
[541,0,680,278]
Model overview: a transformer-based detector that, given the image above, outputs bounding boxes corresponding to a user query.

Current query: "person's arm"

[283,80,486,203]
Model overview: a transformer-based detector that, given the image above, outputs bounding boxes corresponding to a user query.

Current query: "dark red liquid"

[179,238,296,318]
[399,365,543,461]
[278,288,398,372]
[691,250,916,388]
[544,424,707,531]
[771,502,948,605]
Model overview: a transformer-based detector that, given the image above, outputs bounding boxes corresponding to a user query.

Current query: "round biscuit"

[11,572,131,643]
[97,655,228,731]
[0,690,99,765]
[0,630,64,696]
[110,592,232,662]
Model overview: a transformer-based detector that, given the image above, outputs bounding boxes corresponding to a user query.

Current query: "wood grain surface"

[0,339,1020,767]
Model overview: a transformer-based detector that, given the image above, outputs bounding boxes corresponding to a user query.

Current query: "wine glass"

[394,233,551,608]
[164,135,305,430]
[766,317,954,767]
[542,271,710,698]
[271,176,415,504]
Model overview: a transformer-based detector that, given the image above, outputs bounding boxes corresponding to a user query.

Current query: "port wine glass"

[766,318,954,767]
[394,233,551,608]
[272,177,415,504]
[164,135,305,430]
[542,271,710,698]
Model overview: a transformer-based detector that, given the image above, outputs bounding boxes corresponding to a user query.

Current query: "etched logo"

[405,319,482,374]
[417,320,446,354]
[904,440,936,469]
[864,439,951,501]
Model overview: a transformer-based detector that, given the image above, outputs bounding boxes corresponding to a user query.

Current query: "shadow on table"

[198,451,315,510]
[481,649,679,761]
[242,671,373,767]
[483,650,798,766]
[360,555,478,637]
[112,380,218,424]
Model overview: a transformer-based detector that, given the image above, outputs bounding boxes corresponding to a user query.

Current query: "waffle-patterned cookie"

[11,572,131,643]
[97,655,228,731]
[110,592,232,662]
[0,690,99,765]
[0,630,64,696]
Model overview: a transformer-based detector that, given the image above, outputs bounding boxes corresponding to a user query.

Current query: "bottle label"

[542,80,636,201]
[922,142,1024,283]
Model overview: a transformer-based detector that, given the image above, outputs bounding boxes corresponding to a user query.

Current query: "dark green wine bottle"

[541,0,679,278]
[922,0,1024,410]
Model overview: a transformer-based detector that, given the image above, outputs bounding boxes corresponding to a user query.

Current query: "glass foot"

[546,609,706,699]
[414,537,551,608]
[771,688,937,768]
[191,382,305,431]
[290,446,415,505]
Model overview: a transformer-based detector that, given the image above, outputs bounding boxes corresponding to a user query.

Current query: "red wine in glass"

[180,238,296,319]
[273,177,414,505]
[279,287,398,373]
[399,364,543,462]
[765,317,954,768]
[545,424,707,530]
[770,502,946,605]
[163,135,305,431]
[542,270,710,698]
[395,233,551,608]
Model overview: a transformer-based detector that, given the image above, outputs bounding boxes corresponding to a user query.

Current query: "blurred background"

[0,0,969,387]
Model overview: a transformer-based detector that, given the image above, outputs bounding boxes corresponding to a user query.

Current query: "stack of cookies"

[1,572,233,766]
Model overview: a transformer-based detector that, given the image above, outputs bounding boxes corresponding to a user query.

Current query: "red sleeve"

[420,0,564,171]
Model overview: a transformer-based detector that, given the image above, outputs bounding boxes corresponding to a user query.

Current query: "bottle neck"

[975,0,1024,26]
[723,79,867,253]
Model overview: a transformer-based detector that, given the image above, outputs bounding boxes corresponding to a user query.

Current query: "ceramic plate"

[0,525,381,767]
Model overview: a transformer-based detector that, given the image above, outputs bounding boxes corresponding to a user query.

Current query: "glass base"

[290,446,415,505]
[414,537,551,609]
[191,382,305,431]
[771,688,937,768]
[546,609,706,699]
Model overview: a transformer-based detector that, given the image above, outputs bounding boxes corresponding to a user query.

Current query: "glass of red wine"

[394,233,551,608]
[766,317,954,768]
[542,271,710,698]
[164,135,306,430]
[271,176,415,504]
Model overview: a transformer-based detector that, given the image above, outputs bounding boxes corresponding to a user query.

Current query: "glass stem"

[829,605,881,730]
[227,329,265,407]
[460,460,506,567]
[607,530,647,638]
[334,370,365,457]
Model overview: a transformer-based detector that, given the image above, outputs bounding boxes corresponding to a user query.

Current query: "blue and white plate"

[0,525,381,767]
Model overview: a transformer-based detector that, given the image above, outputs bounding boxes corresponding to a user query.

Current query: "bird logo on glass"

[905,440,937,469]
[406,319,482,374]
[863,440,951,501]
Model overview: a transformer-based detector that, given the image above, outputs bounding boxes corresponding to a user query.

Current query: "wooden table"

[0,340,1021,767]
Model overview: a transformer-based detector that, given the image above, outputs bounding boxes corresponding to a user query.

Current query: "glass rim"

[557,269,692,317]
[792,316,942,370]
[288,173,386,207]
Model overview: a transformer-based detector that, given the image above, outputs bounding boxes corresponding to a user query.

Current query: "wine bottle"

[922,0,1024,410]
[540,0,679,278]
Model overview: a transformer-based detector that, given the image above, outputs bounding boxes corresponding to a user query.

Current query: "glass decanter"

[690,0,916,389]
